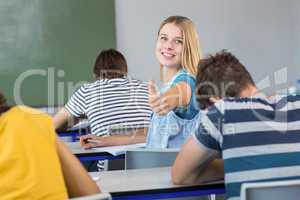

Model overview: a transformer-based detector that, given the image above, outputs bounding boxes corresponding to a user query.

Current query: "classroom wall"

[0,0,115,106]
[115,0,298,93]
[292,0,300,85]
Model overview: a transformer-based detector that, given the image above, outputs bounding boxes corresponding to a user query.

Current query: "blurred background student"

[0,91,100,199]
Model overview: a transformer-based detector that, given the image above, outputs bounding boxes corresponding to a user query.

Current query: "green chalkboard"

[0,0,115,106]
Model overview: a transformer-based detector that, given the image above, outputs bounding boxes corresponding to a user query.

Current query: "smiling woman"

[156,23,183,72]
[146,16,203,149]
[156,16,202,77]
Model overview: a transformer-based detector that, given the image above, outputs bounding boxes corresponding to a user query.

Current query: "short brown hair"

[0,91,11,115]
[196,50,255,109]
[93,49,128,79]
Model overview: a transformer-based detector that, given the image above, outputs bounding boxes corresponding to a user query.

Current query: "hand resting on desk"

[80,128,148,149]
[80,134,107,149]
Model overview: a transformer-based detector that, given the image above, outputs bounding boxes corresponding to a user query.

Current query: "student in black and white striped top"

[53,49,152,148]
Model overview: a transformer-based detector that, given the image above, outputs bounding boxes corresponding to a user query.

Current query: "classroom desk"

[90,167,225,200]
[66,142,124,161]
[57,128,89,142]
[57,120,90,142]
[57,130,81,142]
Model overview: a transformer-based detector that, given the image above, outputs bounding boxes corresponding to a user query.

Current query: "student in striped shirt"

[172,50,300,200]
[53,49,152,148]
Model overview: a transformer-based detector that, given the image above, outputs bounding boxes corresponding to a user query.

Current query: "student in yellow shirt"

[0,91,100,199]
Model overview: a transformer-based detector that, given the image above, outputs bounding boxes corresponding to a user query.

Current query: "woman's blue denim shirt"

[146,69,201,148]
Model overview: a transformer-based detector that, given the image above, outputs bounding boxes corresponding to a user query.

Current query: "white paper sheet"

[93,143,146,156]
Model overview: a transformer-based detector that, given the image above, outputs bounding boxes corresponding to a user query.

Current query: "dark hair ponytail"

[0,91,11,115]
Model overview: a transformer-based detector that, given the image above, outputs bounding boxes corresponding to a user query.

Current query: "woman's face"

[155,23,183,69]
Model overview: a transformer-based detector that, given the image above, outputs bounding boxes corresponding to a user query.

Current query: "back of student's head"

[196,50,255,109]
[158,16,202,75]
[93,49,128,79]
[0,91,10,115]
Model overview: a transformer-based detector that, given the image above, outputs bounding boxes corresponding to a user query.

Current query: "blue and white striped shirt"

[193,95,300,200]
[65,78,152,136]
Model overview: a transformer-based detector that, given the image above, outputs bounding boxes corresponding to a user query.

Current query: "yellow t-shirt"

[0,106,68,200]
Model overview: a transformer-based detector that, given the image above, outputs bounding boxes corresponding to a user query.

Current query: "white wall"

[292,0,300,85]
[115,0,298,93]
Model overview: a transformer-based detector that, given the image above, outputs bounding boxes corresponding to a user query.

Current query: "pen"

[86,139,101,145]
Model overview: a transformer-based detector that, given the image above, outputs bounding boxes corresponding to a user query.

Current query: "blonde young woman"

[147,16,202,148]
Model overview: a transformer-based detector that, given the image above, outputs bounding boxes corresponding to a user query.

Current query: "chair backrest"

[240,179,300,200]
[69,193,112,200]
[125,148,179,169]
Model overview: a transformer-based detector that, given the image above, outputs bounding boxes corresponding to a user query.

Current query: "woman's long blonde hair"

[158,16,202,76]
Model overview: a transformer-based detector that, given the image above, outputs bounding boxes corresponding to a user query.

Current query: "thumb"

[148,80,159,96]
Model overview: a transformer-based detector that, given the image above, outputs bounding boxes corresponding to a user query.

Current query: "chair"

[125,148,179,169]
[125,148,221,200]
[69,193,112,200]
[240,179,300,200]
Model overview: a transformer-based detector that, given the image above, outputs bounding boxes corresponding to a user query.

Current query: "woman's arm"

[55,137,101,197]
[80,128,148,149]
[148,81,192,115]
